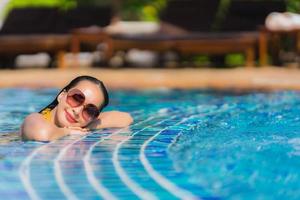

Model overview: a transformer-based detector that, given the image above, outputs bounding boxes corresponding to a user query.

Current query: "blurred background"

[0,0,300,69]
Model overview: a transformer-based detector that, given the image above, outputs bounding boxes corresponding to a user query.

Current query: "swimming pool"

[0,88,299,199]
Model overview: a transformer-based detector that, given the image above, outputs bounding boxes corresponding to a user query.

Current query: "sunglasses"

[66,89,100,121]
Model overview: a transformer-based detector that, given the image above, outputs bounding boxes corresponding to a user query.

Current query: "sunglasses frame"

[65,89,100,122]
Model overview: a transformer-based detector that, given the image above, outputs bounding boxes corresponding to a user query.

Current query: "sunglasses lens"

[67,90,85,107]
[82,104,100,121]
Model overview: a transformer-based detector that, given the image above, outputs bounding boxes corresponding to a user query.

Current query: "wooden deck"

[1,67,300,91]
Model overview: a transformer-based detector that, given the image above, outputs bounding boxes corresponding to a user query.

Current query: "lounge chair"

[222,0,285,66]
[0,6,112,68]
[105,0,286,67]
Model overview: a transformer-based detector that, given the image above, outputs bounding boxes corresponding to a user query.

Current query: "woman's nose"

[72,107,82,118]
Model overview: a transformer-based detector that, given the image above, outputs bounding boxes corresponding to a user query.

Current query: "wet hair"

[39,75,109,113]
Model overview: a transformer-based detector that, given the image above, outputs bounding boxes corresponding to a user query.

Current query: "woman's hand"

[65,126,89,135]
[95,111,134,129]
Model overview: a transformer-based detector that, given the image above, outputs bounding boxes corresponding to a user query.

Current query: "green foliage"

[225,54,244,67]
[6,0,76,10]
[2,0,167,21]
[286,0,300,13]
[193,56,210,67]
[121,0,167,21]
[212,0,231,31]
[2,0,76,19]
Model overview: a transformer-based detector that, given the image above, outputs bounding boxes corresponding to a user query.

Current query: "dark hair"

[39,75,109,113]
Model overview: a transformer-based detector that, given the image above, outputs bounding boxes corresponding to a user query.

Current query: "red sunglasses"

[66,89,100,121]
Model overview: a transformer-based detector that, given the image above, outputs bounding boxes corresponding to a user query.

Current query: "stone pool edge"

[1,66,300,91]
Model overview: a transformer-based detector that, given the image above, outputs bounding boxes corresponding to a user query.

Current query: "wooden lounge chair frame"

[70,29,257,67]
[0,6,112,68]
[69,0,285,68]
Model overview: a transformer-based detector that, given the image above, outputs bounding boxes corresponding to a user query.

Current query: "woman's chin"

[56,116,72,128]
[62,119,82,128]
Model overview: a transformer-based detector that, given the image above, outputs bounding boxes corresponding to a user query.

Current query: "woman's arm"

[88,111,133,129]
[20,113,70,141]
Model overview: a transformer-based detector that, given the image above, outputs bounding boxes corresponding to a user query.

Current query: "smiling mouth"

[65,109,77,123]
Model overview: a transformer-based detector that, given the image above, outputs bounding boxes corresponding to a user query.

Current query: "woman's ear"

[57,90,67,103]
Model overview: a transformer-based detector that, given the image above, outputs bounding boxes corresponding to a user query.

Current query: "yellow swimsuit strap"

[41,108,52,122]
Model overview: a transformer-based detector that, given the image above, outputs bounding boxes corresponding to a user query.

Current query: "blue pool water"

[0,88,299,199]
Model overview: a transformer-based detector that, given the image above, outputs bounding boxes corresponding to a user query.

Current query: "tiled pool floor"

[1,89,300,200]
[1,107,213,200]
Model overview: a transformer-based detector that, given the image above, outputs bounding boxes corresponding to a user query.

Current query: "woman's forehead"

[72,81,104,105]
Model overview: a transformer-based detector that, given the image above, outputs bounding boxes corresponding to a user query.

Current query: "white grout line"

[140,114,200,200]
[137,106,237,199]
[56,110,146,200]
[19,140,57,200]
[54,136,86,200]
[83,126,144,200]
[19,108,190,200]
[83,147,118,200]
[112,113,178,200]
[19,110,145,200]
[83,110,153,199]
[112,126,159,200]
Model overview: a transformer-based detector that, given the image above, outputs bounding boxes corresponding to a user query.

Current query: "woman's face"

[55,80,104,128]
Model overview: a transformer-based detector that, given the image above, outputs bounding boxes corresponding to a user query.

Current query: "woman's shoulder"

[24,112,46,122]
[22,112,55,131]
[21,113,55,141]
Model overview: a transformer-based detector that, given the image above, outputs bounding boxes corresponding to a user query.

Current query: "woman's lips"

[65,109,77,123]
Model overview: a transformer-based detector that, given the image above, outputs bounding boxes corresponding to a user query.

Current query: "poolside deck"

[1,66,300,90]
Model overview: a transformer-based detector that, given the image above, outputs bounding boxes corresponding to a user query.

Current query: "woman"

[20,75,133,141]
